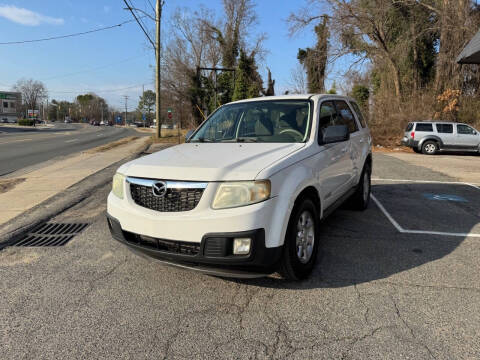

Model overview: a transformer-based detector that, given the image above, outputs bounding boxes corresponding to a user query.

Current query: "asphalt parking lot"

[1,152,479,359]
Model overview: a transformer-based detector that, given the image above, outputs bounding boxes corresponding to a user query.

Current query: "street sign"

[116,116,122,124]
[142,113,146,121]
[168,112,172,119]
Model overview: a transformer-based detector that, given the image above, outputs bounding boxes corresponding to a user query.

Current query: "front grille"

[130,183,204,212]
[125,232,200,256]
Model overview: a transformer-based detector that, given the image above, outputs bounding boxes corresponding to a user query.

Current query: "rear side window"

[457,124,476,135]
[405,123,414,131]
[415,123,433,132]
[436,124,453,133]
[334,100,358,133]
[350,101,367,128]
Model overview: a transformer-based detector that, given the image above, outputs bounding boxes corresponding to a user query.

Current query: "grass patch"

[149,128,193,144]
[0,178,26,194]
[86,136,139,153]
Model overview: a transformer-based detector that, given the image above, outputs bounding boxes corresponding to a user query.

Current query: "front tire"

[279,198,320,280]
[422,141,438,155]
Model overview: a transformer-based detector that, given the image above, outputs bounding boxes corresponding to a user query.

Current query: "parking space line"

[371,194,480,238]
[372,178,480,191]
[65,139,78,143]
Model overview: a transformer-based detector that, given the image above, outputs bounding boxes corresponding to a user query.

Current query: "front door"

[456,124,480,149]
[314,100,353,208]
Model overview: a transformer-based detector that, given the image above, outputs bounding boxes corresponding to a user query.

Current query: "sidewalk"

[0,137,149,225]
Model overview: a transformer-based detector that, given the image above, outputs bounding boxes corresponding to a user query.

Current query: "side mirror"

[322,125,350,144]
[185,129,195,142]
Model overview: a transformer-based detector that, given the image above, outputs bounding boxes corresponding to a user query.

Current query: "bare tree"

[13,78,47,113]
[288,64,308,94]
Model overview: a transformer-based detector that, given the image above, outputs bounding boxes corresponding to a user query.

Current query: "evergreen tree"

[297,17,329,93]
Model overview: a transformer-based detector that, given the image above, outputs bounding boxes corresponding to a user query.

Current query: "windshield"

[189,100,311,143]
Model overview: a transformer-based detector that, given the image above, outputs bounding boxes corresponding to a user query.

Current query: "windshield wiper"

[190,137,213,143]
[236,137,258,143]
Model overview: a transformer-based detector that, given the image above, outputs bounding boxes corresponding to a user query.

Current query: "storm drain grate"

[13,223,89,247]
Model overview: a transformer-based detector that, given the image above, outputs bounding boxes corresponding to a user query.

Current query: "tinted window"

[415,123,433,132]
[457,124,476,135]
[334,101,358,133]
[405,123,414,131]
[436,124,453,133]
[350,101,366,128]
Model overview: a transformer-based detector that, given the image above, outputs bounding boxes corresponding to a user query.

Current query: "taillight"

[410,131,415,139]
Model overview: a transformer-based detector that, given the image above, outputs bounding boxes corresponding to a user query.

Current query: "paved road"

[0,123,139,176]
[0,153,479,359]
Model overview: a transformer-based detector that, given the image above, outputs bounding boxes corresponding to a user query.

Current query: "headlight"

[112,173,125,199]
[212,180,271,209]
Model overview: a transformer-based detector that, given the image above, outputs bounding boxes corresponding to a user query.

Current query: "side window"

[457,124,476,135]
[318,101,337,143]
[415,123,433,132]
[334,100,358,133]
[350,101,367,128]
[436,124,453,133]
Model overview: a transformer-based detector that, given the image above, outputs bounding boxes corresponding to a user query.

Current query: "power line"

[147,0,155,13]
[123,0,156,48]
[42,55,148,81]
[48,82,153,94]
[0,18,144,45]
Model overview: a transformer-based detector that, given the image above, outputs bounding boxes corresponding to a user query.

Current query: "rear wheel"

[350,163,371,210]
[422,141,438,155]
[279,198,320,280]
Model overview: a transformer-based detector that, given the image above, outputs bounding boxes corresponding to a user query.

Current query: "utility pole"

[155,0,164,139]
[122,95,129,127]
[142,84,146,128]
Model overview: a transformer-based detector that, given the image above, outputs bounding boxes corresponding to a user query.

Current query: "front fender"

[266,165,321,248]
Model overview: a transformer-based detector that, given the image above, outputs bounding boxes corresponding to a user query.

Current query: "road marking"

[371,194,480,238]
[372,178,480,190]
[65,139,78,143]
[422,193,468,202]
[0,138,32,144]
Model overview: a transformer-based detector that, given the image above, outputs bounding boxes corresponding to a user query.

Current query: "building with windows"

[0,91,21,123]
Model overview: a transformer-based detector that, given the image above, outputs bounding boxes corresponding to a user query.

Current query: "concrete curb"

[0,141,150,249]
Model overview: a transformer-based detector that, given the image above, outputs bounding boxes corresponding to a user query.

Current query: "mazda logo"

[152,181,167,197]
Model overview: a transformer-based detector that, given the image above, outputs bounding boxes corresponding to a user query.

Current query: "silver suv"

[402,121,480,154]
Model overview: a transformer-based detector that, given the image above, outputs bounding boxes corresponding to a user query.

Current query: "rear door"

[348,101,370,179]
[334,100,359,185]
[456,124,480,148]
[435,123,455,147]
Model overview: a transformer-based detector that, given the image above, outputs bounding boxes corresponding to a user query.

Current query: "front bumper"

[107,214,283,277]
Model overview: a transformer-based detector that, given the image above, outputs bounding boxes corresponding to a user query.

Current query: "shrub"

[18,119,35,126]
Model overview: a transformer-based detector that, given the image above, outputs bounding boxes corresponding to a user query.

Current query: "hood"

[119,142,305,181]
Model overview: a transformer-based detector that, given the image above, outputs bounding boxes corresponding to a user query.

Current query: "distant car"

[402,121,480,154]
[149,125,156,128]
[64,119,72,124]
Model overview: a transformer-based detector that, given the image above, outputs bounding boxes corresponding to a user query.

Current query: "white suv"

[107,95,372,280]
